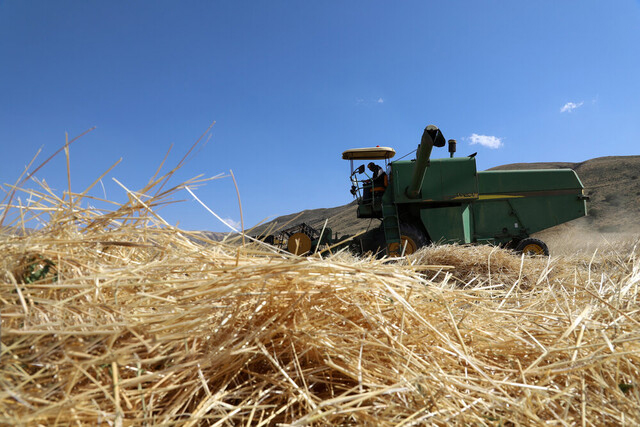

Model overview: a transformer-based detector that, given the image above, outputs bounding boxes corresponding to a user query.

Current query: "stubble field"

[1,147,639,425]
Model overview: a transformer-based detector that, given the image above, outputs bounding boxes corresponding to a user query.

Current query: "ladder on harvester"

[381,202,401,256]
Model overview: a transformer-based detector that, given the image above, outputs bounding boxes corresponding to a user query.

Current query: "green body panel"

[420,204,473,244]
[473,169,587,242]
[477,169,583,194]
[358,155,587,246]
[381,202,401,247]
[471,199,523,244]
[392,157,479,203]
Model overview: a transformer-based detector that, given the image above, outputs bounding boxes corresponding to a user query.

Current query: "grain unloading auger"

[342,124,589,256]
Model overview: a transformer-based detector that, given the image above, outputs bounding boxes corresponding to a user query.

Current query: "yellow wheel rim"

[401,236,418,255]
[522,243,544,255]
[387,236,418,256]
[288,232,312,255]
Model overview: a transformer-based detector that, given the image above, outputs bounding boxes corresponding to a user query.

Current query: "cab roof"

[341,146,396,160]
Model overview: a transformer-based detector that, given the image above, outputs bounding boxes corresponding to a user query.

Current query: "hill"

[248,155,640,242]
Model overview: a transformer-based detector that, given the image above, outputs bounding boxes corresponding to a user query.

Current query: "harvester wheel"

[387,222,429,256]
[515,238,549,256]
[288,232,312,255]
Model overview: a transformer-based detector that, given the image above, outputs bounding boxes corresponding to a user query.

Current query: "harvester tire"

[515,238,549,256]
[386,222,429,256]
[287,232,312,255]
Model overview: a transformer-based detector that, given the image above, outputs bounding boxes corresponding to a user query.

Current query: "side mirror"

[356,164,365,174]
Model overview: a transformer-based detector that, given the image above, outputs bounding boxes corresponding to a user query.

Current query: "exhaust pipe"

[448,139,457,158]
[406,125,446,199]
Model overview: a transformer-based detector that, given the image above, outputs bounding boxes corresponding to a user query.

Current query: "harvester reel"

[288,232,312,255]
[515,238,549,256]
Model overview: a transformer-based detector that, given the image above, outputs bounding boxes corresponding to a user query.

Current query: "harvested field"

[2,152,640,425]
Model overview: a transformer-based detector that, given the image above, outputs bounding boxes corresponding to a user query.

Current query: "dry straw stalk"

[1,135,639,425]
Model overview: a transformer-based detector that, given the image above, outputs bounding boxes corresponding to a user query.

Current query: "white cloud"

[469,133,503,149]
[560,101,584,113]
[355,97,384,106]
[223,217,242,230]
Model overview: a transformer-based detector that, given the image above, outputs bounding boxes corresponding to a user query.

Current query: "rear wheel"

[515,238,549,256]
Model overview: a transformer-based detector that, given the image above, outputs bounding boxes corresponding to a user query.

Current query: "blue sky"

[1,1,639,232]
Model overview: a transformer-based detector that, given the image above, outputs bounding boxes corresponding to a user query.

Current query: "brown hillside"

[248,201,373,239]
[250,155,640,243]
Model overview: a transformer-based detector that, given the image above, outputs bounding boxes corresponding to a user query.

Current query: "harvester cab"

[342,125,588,257]
[342,146,396,216]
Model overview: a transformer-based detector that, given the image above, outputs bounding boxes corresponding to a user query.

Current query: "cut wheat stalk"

[1,132,639,425]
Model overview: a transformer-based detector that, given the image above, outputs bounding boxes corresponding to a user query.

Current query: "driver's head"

[368,162,376,171]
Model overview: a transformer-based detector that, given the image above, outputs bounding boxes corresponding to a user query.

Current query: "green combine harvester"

[341,124,588,256]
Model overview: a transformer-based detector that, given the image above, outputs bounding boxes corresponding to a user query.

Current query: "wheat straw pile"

[2,148,640,425]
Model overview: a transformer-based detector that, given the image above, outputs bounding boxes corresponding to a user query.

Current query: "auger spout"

[405,124,446,199]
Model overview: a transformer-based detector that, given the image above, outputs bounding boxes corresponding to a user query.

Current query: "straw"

[1,137,639,425]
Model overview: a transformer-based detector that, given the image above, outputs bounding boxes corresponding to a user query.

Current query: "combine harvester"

[281,124,588,256]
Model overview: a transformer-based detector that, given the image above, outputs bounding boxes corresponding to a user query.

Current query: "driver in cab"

[362,162,388,201]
